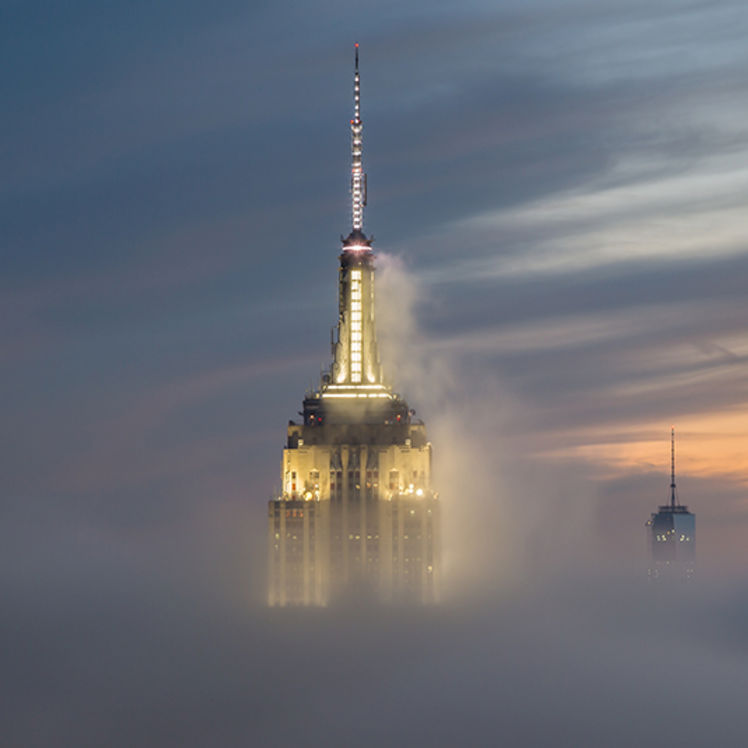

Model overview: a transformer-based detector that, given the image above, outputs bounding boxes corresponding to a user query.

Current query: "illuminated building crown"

[324,45,387,398]
[301,45,409,421]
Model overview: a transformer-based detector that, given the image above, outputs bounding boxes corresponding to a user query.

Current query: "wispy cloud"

[420,150,748,283]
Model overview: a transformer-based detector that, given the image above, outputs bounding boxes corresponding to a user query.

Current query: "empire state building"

[267,46,440,606]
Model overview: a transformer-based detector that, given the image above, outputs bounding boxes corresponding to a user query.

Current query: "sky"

[3,1,748,745]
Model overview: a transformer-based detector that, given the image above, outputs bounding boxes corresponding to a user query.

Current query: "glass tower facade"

[647,429,695,581]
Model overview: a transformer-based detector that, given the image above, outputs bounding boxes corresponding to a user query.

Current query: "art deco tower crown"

[306,43,398,418]
[328,43,383,391]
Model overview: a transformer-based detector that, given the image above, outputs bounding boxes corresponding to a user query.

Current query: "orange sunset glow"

[543,408,748,485]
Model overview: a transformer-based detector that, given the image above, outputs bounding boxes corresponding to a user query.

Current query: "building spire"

[350,42,367,234]
[670,426,677,508]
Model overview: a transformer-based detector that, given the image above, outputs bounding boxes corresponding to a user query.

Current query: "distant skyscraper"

[646,428,695,580]
[267,46,439,606]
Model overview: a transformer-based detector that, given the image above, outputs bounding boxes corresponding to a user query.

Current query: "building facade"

[268,46,440,606]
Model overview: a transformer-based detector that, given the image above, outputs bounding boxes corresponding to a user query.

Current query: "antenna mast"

[670,426,677,508]
[350,43,366,232]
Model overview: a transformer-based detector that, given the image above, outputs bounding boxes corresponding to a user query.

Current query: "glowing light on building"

[350,269,363,382]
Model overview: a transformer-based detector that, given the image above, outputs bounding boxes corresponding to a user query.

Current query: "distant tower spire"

[350,42,367,233]
[670,426,677,508]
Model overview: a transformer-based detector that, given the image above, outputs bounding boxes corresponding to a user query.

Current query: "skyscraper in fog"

[267,46,439,606]
[646,428,695,580]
